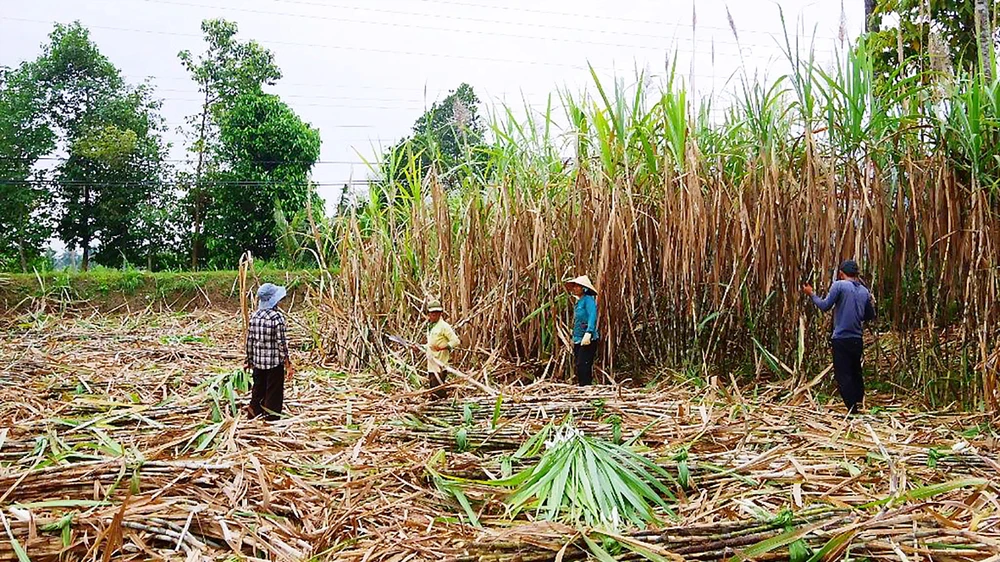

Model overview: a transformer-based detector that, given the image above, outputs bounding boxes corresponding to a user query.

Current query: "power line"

[1,16,612,71]
[0,179,380,186]
[260,0,844,44]
[3,156,378,165]
[296,0,847,41]
[123,0,799,54]
[1,13,818,77]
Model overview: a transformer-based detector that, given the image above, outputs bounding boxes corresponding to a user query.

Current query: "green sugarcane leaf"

[733,521,827,561]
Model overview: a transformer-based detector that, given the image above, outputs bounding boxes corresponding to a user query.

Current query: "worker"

[425,299,460,398]
[802,260,876,414]
[245,283,294,420]
[564,275,600,386]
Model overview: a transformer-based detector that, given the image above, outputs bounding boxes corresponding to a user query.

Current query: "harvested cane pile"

[1,310,998,561]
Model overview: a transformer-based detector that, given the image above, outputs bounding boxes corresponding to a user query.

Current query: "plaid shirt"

[246,308,289,370]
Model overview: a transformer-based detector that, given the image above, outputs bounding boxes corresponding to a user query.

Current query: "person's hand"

[802,284,814,297]
[285,360,295,381]
[581,333,592,346]
[243,359,251,371]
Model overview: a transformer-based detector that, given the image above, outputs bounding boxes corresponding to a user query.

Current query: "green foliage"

[179,18,284,269]
[866,0,997,82]
[377,83,487,197]
[482,420,677,529]
[204,92,321,267]
[0,64,56,272]
[26,22,171,271]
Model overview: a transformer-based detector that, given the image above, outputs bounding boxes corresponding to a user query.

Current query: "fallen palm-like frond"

[467,420,677,529]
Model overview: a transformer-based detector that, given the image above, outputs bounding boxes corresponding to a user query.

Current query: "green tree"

[380,83,487,194]
[32,22,169,270]
[867,0,996,81]
[179,19,282,268]
[204,92,320,267]
[0,64,56,271]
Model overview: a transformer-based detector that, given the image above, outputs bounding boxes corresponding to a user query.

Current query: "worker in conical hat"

[563,275,600,386]
[425,299,460,398]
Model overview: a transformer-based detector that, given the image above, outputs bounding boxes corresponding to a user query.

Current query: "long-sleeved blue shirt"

[810,279,874,340]
[572,294,600,343]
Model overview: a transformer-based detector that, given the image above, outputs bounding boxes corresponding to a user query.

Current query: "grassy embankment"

[0,268,322,312]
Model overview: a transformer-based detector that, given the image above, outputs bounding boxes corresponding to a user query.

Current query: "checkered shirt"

[246,308,289,370]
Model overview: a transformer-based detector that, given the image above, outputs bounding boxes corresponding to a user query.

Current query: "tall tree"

[866,0,998,81]
[975,0,993,80]
[178,19,282,268]
[0,64,56,272]
[865,0,878,33]
[204,92,320,266]
[380,83,487,194]
[32,22,168,270]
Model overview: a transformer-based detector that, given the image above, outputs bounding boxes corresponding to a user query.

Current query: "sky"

[1,0,864,212]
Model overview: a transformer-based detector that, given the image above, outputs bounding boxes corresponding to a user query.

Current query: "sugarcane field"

[4,1,1000,561]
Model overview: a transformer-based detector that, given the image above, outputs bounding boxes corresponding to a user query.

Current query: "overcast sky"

[2,0,863,210]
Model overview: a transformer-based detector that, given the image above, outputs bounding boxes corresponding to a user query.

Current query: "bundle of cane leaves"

[482,420,678,529]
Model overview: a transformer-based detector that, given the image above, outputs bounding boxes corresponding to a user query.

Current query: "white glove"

[581,333,593,346]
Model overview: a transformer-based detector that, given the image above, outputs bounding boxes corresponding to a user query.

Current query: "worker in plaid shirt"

[245,283,294,420]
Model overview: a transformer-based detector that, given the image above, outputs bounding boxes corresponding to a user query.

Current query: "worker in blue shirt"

[564,275,600,385]
[803,260,876,414]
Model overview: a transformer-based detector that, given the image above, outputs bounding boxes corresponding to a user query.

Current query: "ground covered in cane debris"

[1,310,998,561]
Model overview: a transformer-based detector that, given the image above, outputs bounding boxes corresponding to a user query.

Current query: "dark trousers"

[427,371,448,399]
[250,365,285,420]
[574,344,597,386]
[831,338,865,414]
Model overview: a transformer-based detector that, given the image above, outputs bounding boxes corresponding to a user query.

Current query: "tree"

[865,0,877,33]
[380,83,487,194]
[975,0,993,80]
[0,64,55,272]
[867,0,998,81]
[32,22,169,270]
[204,92,320,266]
[179,19,282,268]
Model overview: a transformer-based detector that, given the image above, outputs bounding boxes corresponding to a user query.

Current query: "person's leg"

[582,344,597,385]
[428,370,447,398]
[849,338,865,413]
[576,344,595,386]
[831,339,858,413]
[249,368,267,417]
[263,365,285,421]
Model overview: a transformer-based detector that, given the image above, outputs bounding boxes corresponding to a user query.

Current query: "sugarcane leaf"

[733,521,827,561]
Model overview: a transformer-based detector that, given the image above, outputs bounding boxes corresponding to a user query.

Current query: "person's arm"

[276,314,290,363]
[810,283,841,312]
[863,295,876,322]
[445,323,461,350]
[245,320,253,369]
[581,296,598,345]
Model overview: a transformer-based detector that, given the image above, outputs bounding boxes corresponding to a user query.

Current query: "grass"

[0,268,323,311]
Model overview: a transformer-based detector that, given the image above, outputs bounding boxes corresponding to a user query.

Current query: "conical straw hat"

[563,275,598,294]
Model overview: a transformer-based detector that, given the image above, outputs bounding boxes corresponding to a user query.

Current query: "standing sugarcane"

[802,260,876,414]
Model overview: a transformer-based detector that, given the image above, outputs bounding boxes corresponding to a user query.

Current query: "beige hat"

[425,299,444,313]
[563,275,598,295]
